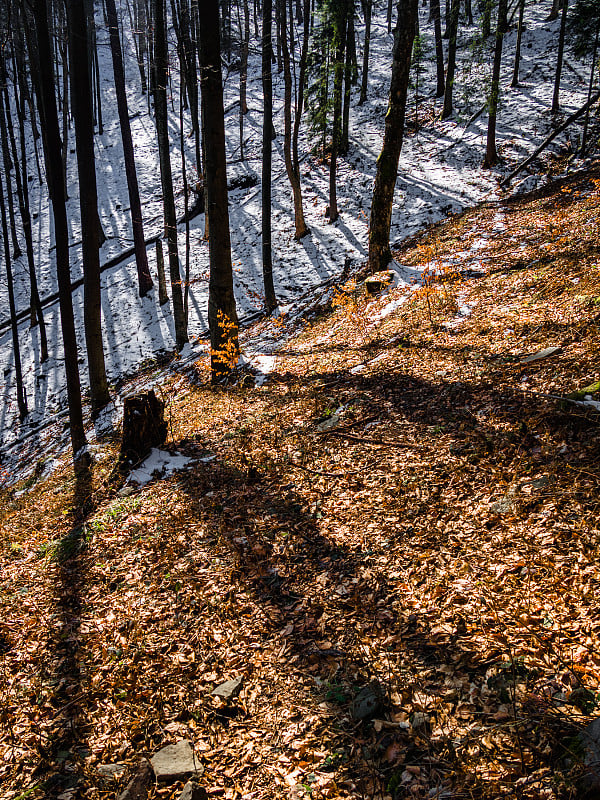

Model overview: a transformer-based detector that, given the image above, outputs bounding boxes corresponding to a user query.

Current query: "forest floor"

[1,160,600,800]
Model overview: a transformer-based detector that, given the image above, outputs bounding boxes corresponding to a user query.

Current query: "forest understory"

[1,161,600,800]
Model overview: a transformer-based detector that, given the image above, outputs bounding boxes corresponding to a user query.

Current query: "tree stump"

[119,390,167,469]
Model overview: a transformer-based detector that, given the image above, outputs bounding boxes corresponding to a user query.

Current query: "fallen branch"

[501,90,600,187]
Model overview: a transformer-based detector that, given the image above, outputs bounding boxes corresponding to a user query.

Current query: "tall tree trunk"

[387,0,393,32]
[482,0,491,37]
[552,0,568,113]
[153,0,188,349]
[431,0,445,97]
[198,0,240,382]
[2,81,48,360]
[484,0,508,167]
[240,0,250,160]
[329,0,349,224]
[581,22,599,156]
[31,0,87,461]
[0,115,21,260]
[547,0,560,21]
[68,0,110,412]
[105,0,154,297]
[359,0,372,104]
[368,0,418,271]
[281,0,309,238]
[441,0,459,119]
[0,166,27,420]
[262,0,277,311]
[341,0,355,153]
[511,0,525,87]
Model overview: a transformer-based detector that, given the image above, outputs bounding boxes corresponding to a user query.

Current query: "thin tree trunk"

[329,0,349,223]
[359,0,372,104]
[581,23,599,156]
[262,0,277,311]
[3,81,47,359]
[198,0,240,381]
[341,0,355,153]
[431,0,445,97]
[240,0,250,160]
[105,0,154,297]
[281,0,309,238]
[552,0,568,113]
[153,0,188,349]
[68,0,110,412]
[441,0,459,119]
[31,0,87,460]
[368,0,418,271]
[511,0,525,87]
[180,84,190,323]
[0,166,27,420]
[484,0,508,167]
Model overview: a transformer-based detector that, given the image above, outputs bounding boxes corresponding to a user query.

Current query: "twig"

[321,430,429,448]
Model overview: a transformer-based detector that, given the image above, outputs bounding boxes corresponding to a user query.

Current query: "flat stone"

[179,779,209,800]
[98,763,126,780]
[211,676,243,700]
[519,346,561,364]
[351,680,384,721]
[150,740,201,784]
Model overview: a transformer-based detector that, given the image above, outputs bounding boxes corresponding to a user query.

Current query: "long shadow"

[34,460,96,798]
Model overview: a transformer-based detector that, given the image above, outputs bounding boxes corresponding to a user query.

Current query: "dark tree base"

[119,390,167,469]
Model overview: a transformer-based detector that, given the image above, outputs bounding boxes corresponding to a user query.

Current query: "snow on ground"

[0,0,591,484]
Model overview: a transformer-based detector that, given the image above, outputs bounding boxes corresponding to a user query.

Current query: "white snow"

[0,0,593,484]
[127,448,196,486]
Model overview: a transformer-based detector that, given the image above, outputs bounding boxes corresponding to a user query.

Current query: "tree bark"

[431,0,445,97]
[152,0,188,349]
[68,0,110,412]
[484,0,508,167]
[368,0,418,272]
[552,0,569,113]
[31,0,87,461]
[441,0,459,119]
[262,0,278,310]
[281,0,309,238]
[105,0,154,297]
[0,166,27,420]
[359,0,372,104]
[2,80,47,360]
[198,0,240,382]
[329,0,349,224]
[511,0,525,87]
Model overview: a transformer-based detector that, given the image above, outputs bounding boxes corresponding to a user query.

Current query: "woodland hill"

[1,162,600,800]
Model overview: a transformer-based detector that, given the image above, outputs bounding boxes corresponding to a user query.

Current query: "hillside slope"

[1,164,599,800]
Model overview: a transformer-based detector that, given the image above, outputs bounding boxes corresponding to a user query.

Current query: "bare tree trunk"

[329,0,349,223]
[240,0,250,160]
[198,0,240,381]
[262,0,277,311]
[105,0,154,297]
[2,80,47,360]
[359,0,372,104]
[441,0,459,119]
[431,0,445,97]
[581,23,599,156]
[68,0,110,412]
[484,0,508,167]
[31,0,87,461]
[511,0,525,87]
[368,0,418,271]
[552,0,568,113]
[153,0,188,349]
[341,0,355,153]
[281,0,309,238]
[0,166,27,420]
